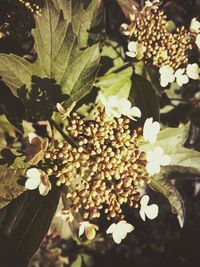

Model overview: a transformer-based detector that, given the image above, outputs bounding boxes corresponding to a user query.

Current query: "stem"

[49,119,78,148]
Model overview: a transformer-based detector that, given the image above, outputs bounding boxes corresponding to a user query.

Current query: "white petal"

[128,41,137,52]
[186,64,199,80]
[79,222,89,237]
[113,231,122,244]
[145,204,159,220]
[154,146,164,158]
[129,107,141,118]
[39,183,49,196]
[140,195,150,206]
[25,177,40,190]
[120,222,134,234]
[106,223,117,234]
[159,154,171,166]
[146,162,160,175]
[126,51,136,58]
[139,208,146,221]
[26,168,41,179]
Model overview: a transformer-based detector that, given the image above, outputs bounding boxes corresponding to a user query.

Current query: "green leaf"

[0,0,101,105]
[71,0,104,48]
[150,175,185,227]
[71,255,82,267]
[0,185,61,266]
[0,166,26,210]
[52,0,72,21]
[129,74,160,122]
[95,63,133,99]
[0,54,33,96]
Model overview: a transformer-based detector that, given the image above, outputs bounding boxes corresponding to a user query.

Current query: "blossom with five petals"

[79,221,99,240]
[143,117,160,144]
[174,68,189,86]
[25,168,51,196]
[186,63,200,80]
[139,195,159,221]
[106,221,134,244]
[98,93,141,120]
[146,146,171,175]
[126,41,146,60]
[159,65,175,87]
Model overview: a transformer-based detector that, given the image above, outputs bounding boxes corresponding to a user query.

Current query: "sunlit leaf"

[0,0,102,106]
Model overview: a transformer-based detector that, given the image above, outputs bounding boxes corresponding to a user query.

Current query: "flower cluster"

[121,0,200,87]
[24,95,171,244]
[45,108,148,221]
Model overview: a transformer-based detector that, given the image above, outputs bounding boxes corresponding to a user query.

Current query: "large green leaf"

[129,74,160,122]
[0,0,101,104]
[0,185,61,267]
[150,175,185,227]
[0,166,26,210]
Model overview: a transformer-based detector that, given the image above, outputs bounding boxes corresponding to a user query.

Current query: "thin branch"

[49,119,78,148]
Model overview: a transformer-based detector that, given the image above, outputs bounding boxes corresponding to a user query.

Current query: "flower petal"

[106,223,117,234]
[145,204,159,220]
[126,51,136,58]
[85,225,96,240]
[26,168,41,179]
[140,195,149,206]
[39,183,49,196]
[139,207,146,221]
[25,177,40,190]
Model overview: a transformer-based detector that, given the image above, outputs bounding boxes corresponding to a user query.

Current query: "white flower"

[98,93,121,118]
[106,221,134,244]
[25,168,51,196]
[56,101,76,120]
[186,63,200,80]
[146,146,171,175]
[98,92,141,120]
[25,133,49,165]
[118,98,141,120]
[190,18,200,33]
[126,41,146,60]
[143,117,160,144]
[79,221,99,240]
[159,65,175,87]
[139,195,159,221]
[120,23,130,36]
[195,34,200,49]
[174,68,189,86]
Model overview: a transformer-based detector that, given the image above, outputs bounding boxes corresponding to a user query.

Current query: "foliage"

[0,0,199,266]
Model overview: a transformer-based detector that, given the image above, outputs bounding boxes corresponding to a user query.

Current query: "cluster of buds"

[19,0,42,15]
[44,108,150,221]
[121,0,197,70]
